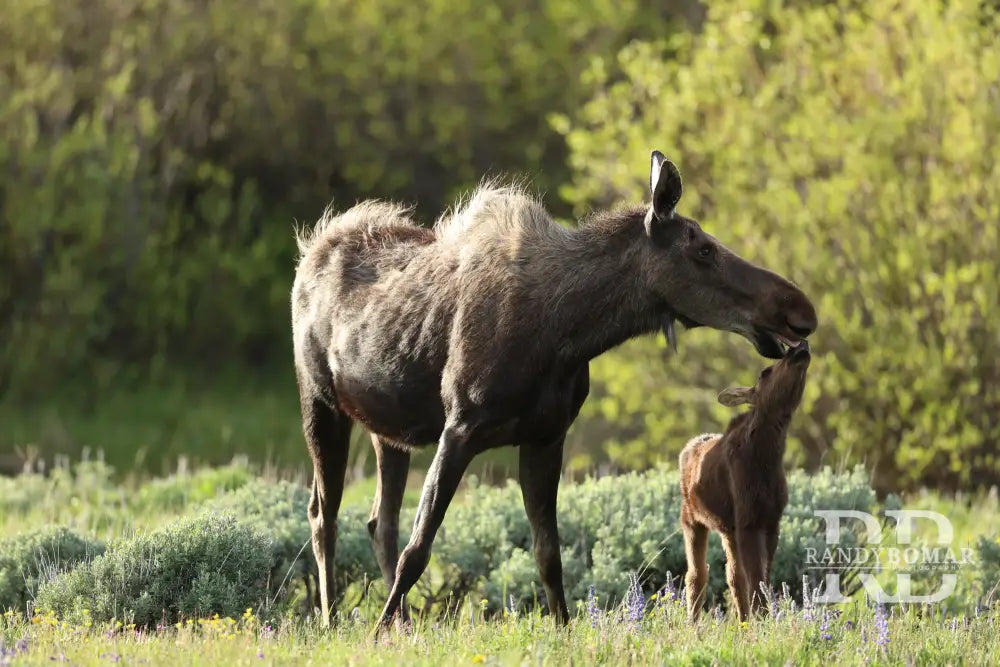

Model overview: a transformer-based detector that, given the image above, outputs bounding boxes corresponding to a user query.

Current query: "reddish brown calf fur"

[679,341,811,621]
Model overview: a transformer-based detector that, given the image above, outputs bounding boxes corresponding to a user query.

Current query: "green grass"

[1,460,997,665]
[0,370,525,482]
[0,369,305,475]
[2,597,998,666]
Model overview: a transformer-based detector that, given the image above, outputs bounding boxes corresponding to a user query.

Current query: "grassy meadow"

[1,459,998,666]
[2,2,999,664]
[3,599,1000,666]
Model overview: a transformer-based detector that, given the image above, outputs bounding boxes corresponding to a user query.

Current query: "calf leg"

[763,525,780,609]
[375,425,475,631]
[519,436,569,623]
[682,516,709,621]
[300,392,352,627]
[737,529,768,616]
[721,533,749,622]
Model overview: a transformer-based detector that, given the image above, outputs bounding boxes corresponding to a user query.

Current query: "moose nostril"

[786,308,817,337]
[788,321,814,337]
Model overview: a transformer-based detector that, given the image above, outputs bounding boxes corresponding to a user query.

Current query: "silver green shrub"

[0,527,105,614]
[35,513,272,626]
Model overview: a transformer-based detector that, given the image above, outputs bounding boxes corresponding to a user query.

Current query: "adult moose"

[291,151,817,631]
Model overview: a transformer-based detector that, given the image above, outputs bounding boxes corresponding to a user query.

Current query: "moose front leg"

[763,525,780,609]
[721,532,749,622]
[518,436,569,624]
[375,424,475,632]
[736,528,768,617]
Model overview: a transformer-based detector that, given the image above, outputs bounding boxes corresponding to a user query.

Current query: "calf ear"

[718,386,755,407]
[649,150,682,221]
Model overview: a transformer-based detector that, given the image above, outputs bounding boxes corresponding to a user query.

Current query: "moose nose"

[786,302,818,338]
[788,319,815,338]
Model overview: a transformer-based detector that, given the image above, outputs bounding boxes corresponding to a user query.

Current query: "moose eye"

[760,368,773,380]
[697,244,713,259]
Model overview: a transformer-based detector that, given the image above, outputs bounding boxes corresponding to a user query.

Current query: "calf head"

[717,340,811,417]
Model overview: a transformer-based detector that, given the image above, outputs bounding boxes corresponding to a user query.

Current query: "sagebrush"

[35,514,273,626]
[0,527,105,614]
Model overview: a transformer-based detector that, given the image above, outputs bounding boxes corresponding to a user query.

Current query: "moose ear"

[717,386,755,407]
[649,150,682,220]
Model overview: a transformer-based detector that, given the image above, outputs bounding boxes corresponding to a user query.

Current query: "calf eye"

[698,244,713,259]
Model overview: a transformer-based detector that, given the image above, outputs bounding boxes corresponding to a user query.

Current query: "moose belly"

[331,371,446,447]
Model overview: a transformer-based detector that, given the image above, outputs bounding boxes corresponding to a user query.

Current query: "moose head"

[639,151,817,358]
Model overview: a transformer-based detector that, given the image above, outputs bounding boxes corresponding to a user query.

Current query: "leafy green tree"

[560,0,1000,490]
[0,0,674,397]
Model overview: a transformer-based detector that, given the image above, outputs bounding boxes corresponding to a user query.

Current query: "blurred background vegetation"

[1,0,997,493]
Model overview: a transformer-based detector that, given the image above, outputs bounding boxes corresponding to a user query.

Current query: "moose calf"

[679,340,811,621]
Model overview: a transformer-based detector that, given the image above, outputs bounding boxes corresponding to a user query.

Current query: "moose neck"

[544,209,664,366]
[744,409,791,468]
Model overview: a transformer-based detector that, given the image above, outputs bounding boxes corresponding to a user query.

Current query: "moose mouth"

[663,311,808,360]
[753,328,806,359]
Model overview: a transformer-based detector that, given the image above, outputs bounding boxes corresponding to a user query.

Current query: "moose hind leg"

[376,425,475,631]
[683,519,709,621]
[367,436,410,599]
[301,392,352,627]
[519,436,569,624]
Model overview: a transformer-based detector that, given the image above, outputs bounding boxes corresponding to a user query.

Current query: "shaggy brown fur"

[679,341,812,622]
[291,152,817,631]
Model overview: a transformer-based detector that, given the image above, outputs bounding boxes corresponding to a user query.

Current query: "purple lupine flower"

[257,650,265,659]
[713,606,725,622]
[874,604,889,651]
[844,620,854,631]
[586,585,601,627]
[949,617,958,632]
[15,638,29,654]
[819,610,833,641]
[625,574,645,626]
